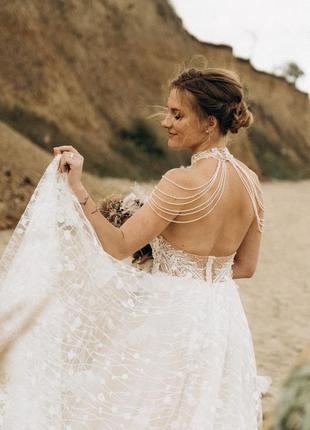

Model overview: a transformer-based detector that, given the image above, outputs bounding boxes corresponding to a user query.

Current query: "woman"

[0,68,271,429]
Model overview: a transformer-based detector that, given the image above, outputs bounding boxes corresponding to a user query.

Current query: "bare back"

[148,147,263,258]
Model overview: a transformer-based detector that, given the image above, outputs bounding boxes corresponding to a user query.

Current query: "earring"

[205,129,211,144]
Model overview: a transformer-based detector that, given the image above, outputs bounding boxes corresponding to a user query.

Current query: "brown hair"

[170,67,253,135]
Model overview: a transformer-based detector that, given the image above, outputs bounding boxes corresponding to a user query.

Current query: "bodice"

[150,235,235,284]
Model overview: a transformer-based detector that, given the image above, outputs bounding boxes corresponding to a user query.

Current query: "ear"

[202,115,218,132]
[208,115,218,130]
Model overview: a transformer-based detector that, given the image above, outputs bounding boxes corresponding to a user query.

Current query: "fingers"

[58,152,73,172]
[53,145,84,173]
[53,145,80,156]
[53,146,82,173]
[58,151,83,173]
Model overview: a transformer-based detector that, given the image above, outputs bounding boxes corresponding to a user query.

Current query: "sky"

[170,0,310,95]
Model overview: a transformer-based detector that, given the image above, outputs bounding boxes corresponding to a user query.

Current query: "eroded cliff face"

[0,0,309,188]
[0,121,135,229]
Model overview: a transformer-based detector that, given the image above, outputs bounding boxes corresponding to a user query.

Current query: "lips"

[168,132,177,137]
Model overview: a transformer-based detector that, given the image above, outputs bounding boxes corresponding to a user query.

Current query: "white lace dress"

[0,154,271,429]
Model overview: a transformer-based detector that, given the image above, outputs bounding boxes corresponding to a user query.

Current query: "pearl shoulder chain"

[147,146,264,231]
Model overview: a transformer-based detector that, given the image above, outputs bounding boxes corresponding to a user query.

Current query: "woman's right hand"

[53,145,84,191]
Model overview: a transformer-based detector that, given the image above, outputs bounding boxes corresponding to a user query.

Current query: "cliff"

[0,121,132,229]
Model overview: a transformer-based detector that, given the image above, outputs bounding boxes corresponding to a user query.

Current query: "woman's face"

[161,88,209,151]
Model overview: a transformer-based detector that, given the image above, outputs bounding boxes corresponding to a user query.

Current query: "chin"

[167,138,182,150]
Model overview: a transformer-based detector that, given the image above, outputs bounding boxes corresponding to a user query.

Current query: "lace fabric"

[0,155,271,429]
[151,235,235,283]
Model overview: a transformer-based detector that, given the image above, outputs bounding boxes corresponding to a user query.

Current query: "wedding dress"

[0,148,271,429]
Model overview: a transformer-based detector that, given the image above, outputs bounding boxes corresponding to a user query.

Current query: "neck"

[191,136,229,155]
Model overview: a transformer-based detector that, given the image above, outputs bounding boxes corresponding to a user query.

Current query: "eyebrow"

[166,106,182,113]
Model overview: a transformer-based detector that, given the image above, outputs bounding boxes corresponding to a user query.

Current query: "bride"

[0,68,271,429]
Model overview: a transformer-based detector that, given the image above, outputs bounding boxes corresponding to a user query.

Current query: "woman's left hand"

[53,145,84,190]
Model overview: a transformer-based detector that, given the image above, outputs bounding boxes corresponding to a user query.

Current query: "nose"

[161,113,172,129]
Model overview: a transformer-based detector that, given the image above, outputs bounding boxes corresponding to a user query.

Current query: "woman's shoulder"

[152,167,202,203]
[161,164,211,192]
[162,157,262,191]
[162,166,191,184]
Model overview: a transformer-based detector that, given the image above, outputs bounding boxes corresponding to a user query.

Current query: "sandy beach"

[237,180,310,418]
[0,180,309,419]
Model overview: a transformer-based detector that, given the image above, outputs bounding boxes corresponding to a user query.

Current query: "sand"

[237,180,310,419]
[0,180,309,420]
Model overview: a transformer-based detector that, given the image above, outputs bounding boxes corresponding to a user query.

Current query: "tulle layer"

[0,156,271,429]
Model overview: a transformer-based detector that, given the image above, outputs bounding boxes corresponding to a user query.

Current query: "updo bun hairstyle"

[170,68,254,135]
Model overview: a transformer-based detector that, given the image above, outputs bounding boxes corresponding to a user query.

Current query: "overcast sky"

[170,0,310,95]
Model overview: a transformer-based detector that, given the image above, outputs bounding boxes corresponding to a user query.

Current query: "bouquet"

[98,184,153,272]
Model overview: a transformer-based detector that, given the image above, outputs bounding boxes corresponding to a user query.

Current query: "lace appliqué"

[151,235,235,284]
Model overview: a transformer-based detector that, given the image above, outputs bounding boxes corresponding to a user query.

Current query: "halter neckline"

[191,146,234,165]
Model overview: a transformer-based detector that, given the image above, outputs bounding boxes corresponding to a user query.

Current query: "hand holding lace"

[53,145,84,191]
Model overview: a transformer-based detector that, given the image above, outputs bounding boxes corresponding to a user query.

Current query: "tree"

[279,61,305,85]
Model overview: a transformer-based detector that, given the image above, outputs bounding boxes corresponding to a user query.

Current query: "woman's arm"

[53,144,188,260]
[71,172,187,259]
[70,183,128,259]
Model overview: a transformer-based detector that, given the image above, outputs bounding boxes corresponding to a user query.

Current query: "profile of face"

[161,88,218,152]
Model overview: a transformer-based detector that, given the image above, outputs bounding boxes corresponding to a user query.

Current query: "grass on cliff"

[96,118,177,181]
